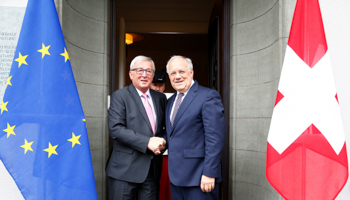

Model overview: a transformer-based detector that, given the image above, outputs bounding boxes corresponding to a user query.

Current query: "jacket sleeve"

[202,90,225,178]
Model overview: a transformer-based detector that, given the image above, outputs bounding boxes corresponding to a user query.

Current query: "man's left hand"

[200,175,215,193]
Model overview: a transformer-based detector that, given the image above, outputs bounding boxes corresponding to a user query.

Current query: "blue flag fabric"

[0,0,97,199]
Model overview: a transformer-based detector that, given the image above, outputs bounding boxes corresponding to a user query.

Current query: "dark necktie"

[171,93,184,127]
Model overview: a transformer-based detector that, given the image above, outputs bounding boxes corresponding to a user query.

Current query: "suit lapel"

[167,94,176,133]
[150,90,160,134]
[128,84,153,133]
[171,81,198,133]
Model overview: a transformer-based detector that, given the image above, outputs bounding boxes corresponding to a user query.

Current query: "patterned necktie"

[171,93,184,127]
[142,94,155,134]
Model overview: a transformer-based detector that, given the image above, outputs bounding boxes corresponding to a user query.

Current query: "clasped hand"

[147,137,166,155]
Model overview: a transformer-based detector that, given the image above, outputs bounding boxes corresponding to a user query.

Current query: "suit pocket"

[114,144,134,154]
[183,149,205,158]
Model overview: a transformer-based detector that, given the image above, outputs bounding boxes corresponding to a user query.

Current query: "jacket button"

[170,136,173,139]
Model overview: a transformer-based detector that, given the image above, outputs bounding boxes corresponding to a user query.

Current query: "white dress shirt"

[169,80,195,120]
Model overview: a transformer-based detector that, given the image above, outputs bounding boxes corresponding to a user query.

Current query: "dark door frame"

[109,0,117,95]
[221,0,230,199]
[208,0,230,199]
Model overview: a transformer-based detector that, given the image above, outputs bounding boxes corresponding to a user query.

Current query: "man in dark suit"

[106,55,167,200]
[164,55,225,200]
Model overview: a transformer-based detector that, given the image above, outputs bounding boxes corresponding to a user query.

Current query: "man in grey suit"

[106,55,167,200]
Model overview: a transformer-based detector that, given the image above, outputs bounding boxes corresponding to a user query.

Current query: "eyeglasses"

[131,68,154,76]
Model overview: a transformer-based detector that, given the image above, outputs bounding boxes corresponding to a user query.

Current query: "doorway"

[108,0,230,199]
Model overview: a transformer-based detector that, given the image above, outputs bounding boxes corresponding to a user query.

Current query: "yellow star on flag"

[82,119,86,122]
[60,47,70,62]
[6,76,12,86]
[1,101,8,114]
[44,142,58,158]
[3,123,15,138]
[15,52,28,68]
[37,43,51,58]
[21,139,34,154]
[68,132,81,148]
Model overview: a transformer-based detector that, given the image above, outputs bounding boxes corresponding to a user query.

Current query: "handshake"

[148,137,166,155]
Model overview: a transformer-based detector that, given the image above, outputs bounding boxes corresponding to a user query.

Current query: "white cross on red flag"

[266,0,348,199]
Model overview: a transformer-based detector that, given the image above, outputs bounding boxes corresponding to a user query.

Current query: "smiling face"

[129,60,154,93]
[168,57,193,93]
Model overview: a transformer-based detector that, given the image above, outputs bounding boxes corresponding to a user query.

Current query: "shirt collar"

[135,87,151,97]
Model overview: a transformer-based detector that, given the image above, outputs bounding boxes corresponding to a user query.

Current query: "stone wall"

[229,0,296,199]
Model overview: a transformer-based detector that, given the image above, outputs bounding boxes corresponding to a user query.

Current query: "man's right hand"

[148,137,166,155]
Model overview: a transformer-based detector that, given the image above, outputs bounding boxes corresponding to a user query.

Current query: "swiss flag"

[266,0,348,199]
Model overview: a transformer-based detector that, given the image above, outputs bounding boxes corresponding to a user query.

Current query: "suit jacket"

[106,84,167,183]
[165,81,225,187]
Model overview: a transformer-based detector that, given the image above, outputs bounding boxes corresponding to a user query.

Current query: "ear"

[129,70,133,80]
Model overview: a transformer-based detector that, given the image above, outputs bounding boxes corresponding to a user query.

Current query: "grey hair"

[165,55,193,74]
[130,55,155,71]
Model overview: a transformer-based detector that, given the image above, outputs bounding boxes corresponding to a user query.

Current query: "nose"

[175,72,181,79]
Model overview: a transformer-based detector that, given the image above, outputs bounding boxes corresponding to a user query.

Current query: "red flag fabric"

[266,0,348,199]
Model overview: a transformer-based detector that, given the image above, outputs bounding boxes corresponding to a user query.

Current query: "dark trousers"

[170,182,219,200]
[108,162,157,200]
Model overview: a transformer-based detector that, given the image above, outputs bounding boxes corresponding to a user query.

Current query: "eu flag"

[0,0,97,199]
